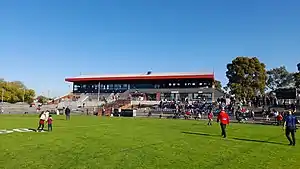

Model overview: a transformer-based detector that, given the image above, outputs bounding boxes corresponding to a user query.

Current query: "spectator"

[217,109,230,138]
[65,107,71,120]
[207,111,213,126]
[47,115,53,132]
[277,113,283,126]
[37,111,46,131]
[283,111,298,146]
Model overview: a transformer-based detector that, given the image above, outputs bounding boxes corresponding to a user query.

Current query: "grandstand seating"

[0,102,57,114]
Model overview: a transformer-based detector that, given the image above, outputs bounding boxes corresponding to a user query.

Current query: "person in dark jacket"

[283,111,298,146]
[65,107,71,120]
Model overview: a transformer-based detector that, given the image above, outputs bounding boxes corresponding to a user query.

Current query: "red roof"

[65,72,214,82]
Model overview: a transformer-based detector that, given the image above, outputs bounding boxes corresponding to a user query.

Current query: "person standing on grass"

[207,111,213,126]
[277,113,283,126]
[283,111,298,146]
[65,107,71,120]
[47,115,53,132]
[217,109,230,138]
[37,111,46,131]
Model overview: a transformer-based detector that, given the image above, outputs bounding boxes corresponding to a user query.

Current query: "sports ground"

[0,115,299,169]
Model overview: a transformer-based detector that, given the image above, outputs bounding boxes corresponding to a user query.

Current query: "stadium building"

[65,72,222,102]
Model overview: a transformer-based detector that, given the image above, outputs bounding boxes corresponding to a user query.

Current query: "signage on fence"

[0,128,42,135]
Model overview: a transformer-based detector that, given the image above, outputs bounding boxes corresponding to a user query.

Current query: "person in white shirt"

[37,111,46,131]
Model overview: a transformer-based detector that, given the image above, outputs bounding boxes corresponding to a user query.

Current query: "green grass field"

[0,115,299,169]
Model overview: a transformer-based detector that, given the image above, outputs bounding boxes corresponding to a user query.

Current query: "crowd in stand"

[152,96,297,125]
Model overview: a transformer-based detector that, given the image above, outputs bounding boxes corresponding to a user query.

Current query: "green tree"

[0,79,35,103]
[266,66,294,90]
[294,63,300,89]
[214,80,222,91]
[226,56,267,100]
[295,73,300,88]
[25,89,35,104]
[37,95,49,104]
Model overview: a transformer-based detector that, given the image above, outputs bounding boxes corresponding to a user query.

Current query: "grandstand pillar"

[212,90,215,103]
[97,82,100,101]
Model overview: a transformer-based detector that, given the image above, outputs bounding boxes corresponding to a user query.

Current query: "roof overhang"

[65,73,214,82]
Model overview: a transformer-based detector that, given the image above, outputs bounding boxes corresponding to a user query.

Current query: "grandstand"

[65,72,221,103]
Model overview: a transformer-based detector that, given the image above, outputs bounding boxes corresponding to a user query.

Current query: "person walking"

[217,109,230,138]
[65,107,71,120]
[283,111,298,146]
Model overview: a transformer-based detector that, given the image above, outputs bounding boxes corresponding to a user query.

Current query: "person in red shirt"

[207,111,213,126]
[277,113,283,126]
[217,109,230,138]
[47,115,53,132]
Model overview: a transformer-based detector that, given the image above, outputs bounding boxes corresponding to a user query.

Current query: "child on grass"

[208,111,213,126]
[47,115,53,132]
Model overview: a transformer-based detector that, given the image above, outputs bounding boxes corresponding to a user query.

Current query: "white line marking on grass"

[0,130,14,134]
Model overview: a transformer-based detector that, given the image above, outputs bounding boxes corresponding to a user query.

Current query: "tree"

[226,56,267,100]
[294,73,300,88]
[37,95,50,104]
[214,80,222,91]
[266,66,294,90]
[294,63,300,89]
[0,79,35,103]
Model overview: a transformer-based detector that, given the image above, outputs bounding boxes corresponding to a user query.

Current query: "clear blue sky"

[1,0,299,97]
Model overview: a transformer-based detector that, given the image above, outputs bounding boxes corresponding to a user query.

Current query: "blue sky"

[0,0,299,97]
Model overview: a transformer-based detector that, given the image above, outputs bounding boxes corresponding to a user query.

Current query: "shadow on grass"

[182,131,220,137]
[182,131,287,146]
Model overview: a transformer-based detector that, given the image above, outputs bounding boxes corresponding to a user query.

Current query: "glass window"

[73,84,80,91]
[107,84,113,89]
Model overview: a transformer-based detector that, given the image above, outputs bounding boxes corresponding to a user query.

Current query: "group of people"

[36,107,71,132]
[214,108,298,146]
[37,111,53,132]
